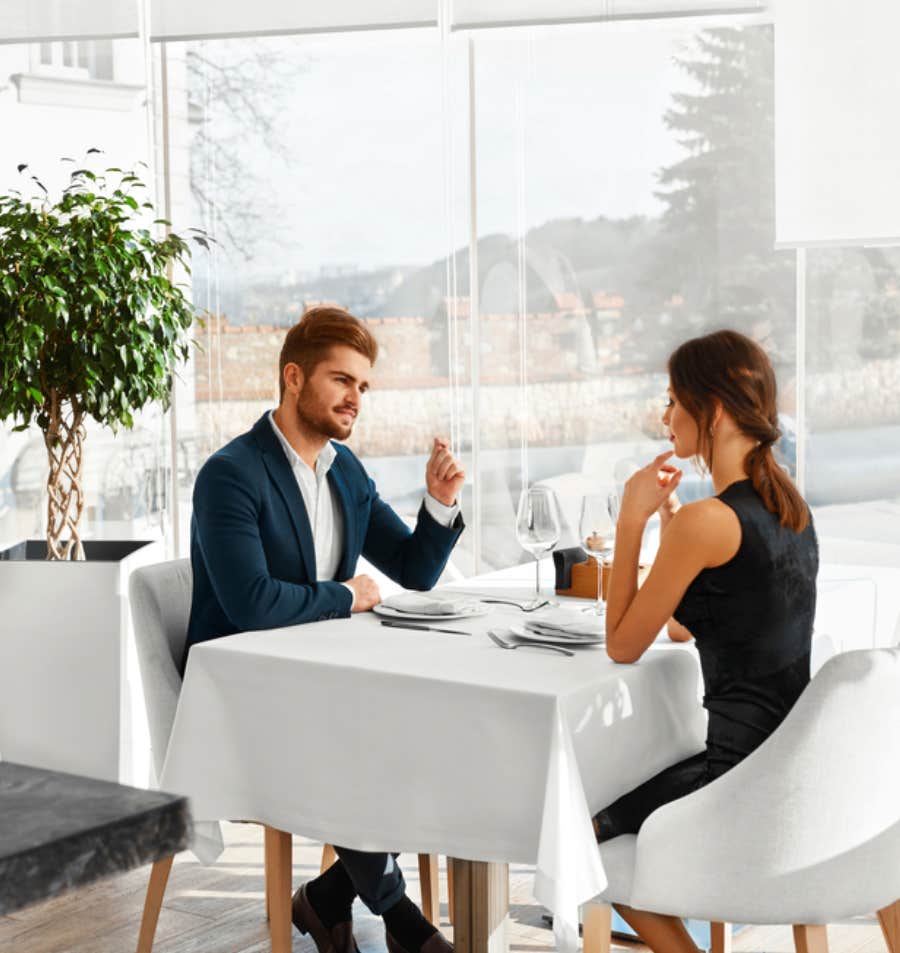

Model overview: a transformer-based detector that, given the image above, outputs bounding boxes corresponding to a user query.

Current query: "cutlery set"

[486,628,575,657]
[379,617,601,657]
[375,589,605,656]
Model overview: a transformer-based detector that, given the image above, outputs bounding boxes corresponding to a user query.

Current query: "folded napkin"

[523,607,605,641]
[381,592,474,616]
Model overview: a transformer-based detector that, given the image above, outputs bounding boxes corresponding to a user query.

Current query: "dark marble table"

[0,761,191,917]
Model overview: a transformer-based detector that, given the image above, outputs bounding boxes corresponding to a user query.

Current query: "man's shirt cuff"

[341,581,355,610]
[424,493,460,527]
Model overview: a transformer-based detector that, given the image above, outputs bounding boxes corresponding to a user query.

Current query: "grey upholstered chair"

[583,648,900,953]
[129,559,442,953]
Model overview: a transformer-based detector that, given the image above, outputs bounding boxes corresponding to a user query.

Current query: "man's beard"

[295,389,354,441]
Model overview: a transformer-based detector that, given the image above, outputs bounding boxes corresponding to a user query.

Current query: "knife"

[379,619,472,636]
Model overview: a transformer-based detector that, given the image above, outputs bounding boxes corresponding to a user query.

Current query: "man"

[186,306,464,953]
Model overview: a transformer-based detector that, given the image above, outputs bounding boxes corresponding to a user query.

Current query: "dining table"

[159,561,707,953]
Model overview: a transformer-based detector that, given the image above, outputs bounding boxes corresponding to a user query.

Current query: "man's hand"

[344,574,381,612]
[425,437,465,507]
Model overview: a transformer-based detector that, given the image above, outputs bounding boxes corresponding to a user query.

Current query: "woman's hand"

[657,462,682,529]
[620,451,683,525]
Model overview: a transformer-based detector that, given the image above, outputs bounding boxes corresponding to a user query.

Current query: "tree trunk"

[43,393,86,561]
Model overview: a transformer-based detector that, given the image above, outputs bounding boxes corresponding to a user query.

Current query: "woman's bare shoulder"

[666,497,741,566]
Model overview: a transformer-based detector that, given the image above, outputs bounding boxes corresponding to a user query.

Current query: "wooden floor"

[1,823,890,953]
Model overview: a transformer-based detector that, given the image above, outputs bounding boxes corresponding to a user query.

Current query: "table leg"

[450,858,508,953]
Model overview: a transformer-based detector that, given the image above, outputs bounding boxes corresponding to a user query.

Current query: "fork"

[486,629,574,658]
[449,592,552,611]
[478,597,550,612]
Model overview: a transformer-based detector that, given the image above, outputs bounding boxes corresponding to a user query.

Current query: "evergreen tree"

[647,25,795,362]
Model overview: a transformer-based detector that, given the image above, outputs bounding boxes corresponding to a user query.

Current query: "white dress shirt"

[268,412,460,604]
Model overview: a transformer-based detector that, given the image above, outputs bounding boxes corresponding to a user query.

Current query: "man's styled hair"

[278,306,378,400]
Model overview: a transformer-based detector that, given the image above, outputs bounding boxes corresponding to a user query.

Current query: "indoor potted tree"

[0,155,203,782]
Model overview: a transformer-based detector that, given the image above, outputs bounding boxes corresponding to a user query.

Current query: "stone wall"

[192,316,900,459]
[192,311,603,402]
[193,373,668,460]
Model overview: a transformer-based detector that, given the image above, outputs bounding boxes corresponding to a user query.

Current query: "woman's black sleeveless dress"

[594,479,819,840]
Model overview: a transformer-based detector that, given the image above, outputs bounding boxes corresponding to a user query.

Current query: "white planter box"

[0,538,163,784]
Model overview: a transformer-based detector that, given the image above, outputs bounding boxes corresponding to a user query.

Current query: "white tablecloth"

[161,573,705,952]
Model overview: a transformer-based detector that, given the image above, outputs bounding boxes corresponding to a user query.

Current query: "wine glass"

[607,490,620,528]
[515,486,561,605]
[579,494,615,616]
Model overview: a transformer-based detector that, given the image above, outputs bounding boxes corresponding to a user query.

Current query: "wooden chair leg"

[583,901,612,953]
[136,855,174,953]
[418,853,440,925]
[878,899,900,953]
[265,826,293,953]
[320,842,338,874]
[710,922,732,953]
[447,858,454,925]
[793,924,828,953]
[264,829,273,922]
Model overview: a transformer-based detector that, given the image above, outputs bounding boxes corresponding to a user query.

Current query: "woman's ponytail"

[669,330,810,534]
[745,427,809,533]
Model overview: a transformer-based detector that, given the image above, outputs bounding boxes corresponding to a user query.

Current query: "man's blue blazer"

[184,413,464,663]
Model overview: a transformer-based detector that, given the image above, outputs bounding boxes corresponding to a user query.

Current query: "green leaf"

[0,156,200,440]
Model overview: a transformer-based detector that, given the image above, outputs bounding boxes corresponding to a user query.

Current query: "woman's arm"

[657,481,692,641]
[605,453,739,662]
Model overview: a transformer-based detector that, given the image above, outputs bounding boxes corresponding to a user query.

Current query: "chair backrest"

[129,558,193,783]
[633,647,900,923]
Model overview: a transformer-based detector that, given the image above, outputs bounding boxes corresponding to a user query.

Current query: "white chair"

[129,559,443,953]
[584,648,900,953]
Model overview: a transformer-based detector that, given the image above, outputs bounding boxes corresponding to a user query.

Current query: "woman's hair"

[667,329,808,532]
[278,305,378,400]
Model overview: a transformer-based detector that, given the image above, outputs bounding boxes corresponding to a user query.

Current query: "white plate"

[511,623,605,646]
[373,603,489,622]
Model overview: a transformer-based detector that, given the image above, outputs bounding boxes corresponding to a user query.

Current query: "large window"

[36,40,115,80]
[469,20,796,567]
[176,28,474,564]
[174,19,799,574]
[0,37,164,552]
[804,246,900,560]
[3,14,899,586]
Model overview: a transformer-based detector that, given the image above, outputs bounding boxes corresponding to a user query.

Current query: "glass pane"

[0,38,161,552]
[806,246,900,572]
[172,29,473,571]
[474,20,795,569]
[91,39,115,80]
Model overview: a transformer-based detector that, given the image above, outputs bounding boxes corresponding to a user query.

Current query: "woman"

[597,329,818,953]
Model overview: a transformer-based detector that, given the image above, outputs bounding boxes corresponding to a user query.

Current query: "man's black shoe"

[292,882,360,953]
[386,929,454,953]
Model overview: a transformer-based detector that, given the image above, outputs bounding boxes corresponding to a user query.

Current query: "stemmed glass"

[515,486,561,606]
[579,493,615,616]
